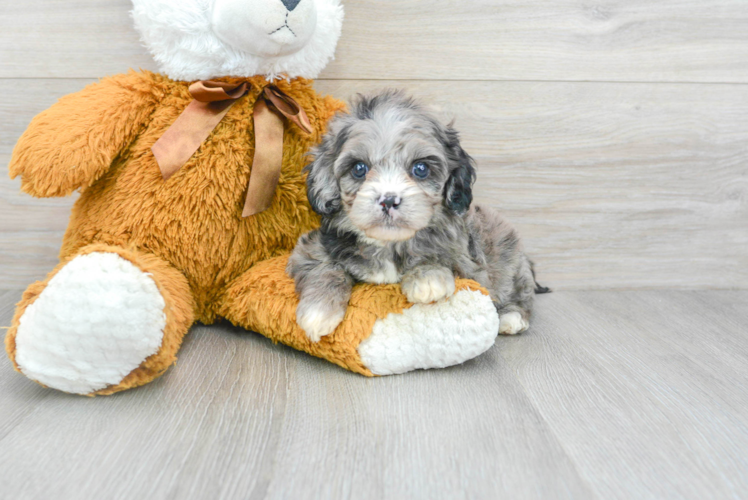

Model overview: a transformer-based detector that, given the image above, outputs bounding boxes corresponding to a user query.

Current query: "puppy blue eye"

[352,162,369,179]
[412,162,430,179]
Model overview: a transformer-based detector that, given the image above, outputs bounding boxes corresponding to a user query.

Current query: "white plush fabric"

[358,289,500,375]
[131,0,344,81]
[14,253,167,395]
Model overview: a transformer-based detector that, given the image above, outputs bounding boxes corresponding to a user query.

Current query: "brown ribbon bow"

[151,80,313,217]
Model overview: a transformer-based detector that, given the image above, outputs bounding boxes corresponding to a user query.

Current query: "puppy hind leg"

[495,257,535,335]
[496,306,530,335]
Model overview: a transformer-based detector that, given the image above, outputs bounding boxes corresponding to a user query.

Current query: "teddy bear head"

[131,0,344,81]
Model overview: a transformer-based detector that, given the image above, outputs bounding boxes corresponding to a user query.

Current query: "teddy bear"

[5,0,500,396]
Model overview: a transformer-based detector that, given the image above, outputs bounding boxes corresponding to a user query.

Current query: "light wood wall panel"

[2,79,746,289]
[1,0,748,82]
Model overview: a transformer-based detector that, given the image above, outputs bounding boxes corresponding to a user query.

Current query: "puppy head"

[306,90,476,242]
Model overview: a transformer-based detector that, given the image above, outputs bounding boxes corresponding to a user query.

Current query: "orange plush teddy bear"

[6,0,499,396]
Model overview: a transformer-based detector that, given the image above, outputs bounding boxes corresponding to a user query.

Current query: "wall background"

[1,0,746,290]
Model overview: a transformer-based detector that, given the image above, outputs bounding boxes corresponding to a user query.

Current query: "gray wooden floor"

[1,289,746,500]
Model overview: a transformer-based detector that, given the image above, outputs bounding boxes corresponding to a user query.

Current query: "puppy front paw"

[499,312,529,335]
[296,301,346,343]
[401,267,456,304]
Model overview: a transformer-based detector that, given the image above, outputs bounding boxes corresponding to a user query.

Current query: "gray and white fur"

[288,90,544,342]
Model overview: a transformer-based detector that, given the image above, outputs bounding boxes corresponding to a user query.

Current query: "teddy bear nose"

[281,0,301,11]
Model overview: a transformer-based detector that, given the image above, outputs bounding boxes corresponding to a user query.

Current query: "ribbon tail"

[242,99,285,217]
[264,87,313,134]
[152,99,237,180]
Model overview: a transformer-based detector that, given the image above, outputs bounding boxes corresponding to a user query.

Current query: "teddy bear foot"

[357,287,499,375]
[11,252,167,394]
[7,246,195,395]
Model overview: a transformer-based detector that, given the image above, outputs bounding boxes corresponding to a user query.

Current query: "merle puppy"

[288,90,544,342]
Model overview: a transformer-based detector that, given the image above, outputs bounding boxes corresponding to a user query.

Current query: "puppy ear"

[305,124,346,216]
[445,162,476,214]
[442,128,476,215]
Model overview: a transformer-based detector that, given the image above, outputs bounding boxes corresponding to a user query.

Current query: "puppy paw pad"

[498,312,529,335]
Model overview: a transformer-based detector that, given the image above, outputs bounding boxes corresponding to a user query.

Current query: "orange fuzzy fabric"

[221,255,491,376]
[9,71,342,324]
[7,70,490,395]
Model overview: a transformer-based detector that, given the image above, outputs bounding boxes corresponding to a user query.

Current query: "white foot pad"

[15,252,166,394]
[358,289,499,375]
[499,311,529,335]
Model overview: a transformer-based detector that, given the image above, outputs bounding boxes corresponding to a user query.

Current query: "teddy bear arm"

[9,72,161,198]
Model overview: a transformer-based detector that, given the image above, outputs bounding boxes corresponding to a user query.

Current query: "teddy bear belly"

[59,155,318,321]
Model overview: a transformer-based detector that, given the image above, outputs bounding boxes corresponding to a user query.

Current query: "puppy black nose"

[379,194,401,211]
[281,0,301,11]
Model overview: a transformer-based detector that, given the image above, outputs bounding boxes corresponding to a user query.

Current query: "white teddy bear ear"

[131,0,344,81]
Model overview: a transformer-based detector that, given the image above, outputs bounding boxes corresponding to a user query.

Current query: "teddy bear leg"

[219,255,500,376]
[6,244,195,396]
